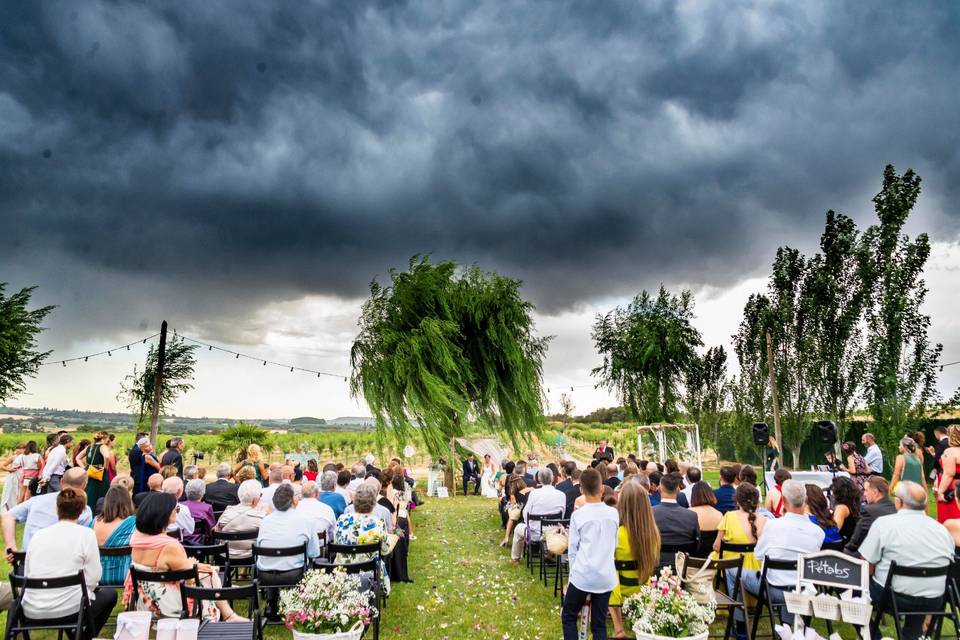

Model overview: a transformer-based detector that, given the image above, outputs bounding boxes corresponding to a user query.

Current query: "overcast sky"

[3,1,959,419]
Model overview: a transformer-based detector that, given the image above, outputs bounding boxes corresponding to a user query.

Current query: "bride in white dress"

[480,454,499,498]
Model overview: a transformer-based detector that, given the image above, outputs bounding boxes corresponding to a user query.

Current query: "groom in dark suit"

[462,453,481,496]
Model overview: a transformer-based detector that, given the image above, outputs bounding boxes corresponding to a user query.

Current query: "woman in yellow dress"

[713,483,767,639]
[610,479,660,639]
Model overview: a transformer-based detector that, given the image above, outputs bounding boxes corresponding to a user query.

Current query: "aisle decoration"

[622,567,716,640]
[280,569,376,640]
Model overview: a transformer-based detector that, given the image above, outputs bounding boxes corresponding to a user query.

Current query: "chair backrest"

[718,541,756,558]
[326,542,381,559]
[697,530,719,556]
[820,540,845,552]
[686,554,744,573]
[184,542,229,565]
[661,542,699,556]
[98,545,133,558]
[542,517,570,528]
[8,571,92,635]
[180,583,259,624]
[315,558,378,575]
[252,542,308,575]
[129,565,200,610]
[9,550,26,576]
[213,529,259,542]
[528,511,564,525]
[762,558,798,572]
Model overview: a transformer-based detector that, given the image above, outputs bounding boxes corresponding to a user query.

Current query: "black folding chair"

[181,583,261,640]
[212,530,259,585]
[659,541,699,571]
[716,541,756,593]
[314,557,382,640]
[128,566,201,614]
[6,571,94,640]
[683,555,751,640]
[553,550,569,602]
[8,551,25,577]
[325,543,386,611]
[750,558,797,640]
[697,530,719,558]
[539,517,569,587]
[872,560,960,640]
[251,543,308,625]
[185,543,232,586]
[820,540,845,552]
[523,511,563,577]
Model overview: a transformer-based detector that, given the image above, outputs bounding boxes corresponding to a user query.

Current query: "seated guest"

[94,474,135,517]
[2,467,92,552]
[681,466,702,503]
[281,465,302,499]
[805,484,841,544]
[93,485,136,585]
[126,493,243,621]
[501,475,531,547]
[162,477,195,539]
[336,470,353,505]
[844,476,895,555]
[689,481,722,532]
[22,488,117,640]
[604,463,621,490]
[303,459,319,482]
[296,481,336,544]
[738,464,758,487]
[652,473,699,567]
[183,479,217,545]
[347,464,366,493]
[510,468,566,564]
[647,471,663,506]
[318,471,347,519]
[204,464,240,511]
[134,473,163,508]
[861,481,954,640]
[713,466,738,514]
[344,477,393,527]
[259,464,285,505]
[830,477,861,543]
[763,468,792,518]
[714,483,767,635]
[745,480,823,624]
[561,464,582,518]
[335,483,390,594]
[609,480,659,638]
[218,479,268,559]
[556,462,574,492]
[183,465,199,482]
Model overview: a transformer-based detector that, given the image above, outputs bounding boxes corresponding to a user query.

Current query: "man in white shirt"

[296,481,336,546]
[259,464,285,507]
[347,463,366,493]
[862,432,884,475]
[860,481,954,640]
[39,435,73,492]
[510,468,566,563]
[745,480,824,624]
[3,467,92,551]
[681,466,702,503]
[22,486,116,639]
[561,467,619,640]
[162,476,195,537]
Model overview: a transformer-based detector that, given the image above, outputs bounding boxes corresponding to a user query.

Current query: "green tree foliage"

[862,166,942,451]
[0,285,54,403]
[217,422,272,462]
[573,406,631,423]
[685,346,729,449]
[118,334,199,421]
[350,256,549,456]
[592,286,703,423]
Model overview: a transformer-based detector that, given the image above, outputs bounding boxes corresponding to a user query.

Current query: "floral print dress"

[334,512,390,594]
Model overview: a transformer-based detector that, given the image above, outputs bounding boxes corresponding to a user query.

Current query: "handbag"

[508,506,522,521]
[86,445,104,481]
[381,533,400,556]
[544,526,568,555]
[676,552,716,605]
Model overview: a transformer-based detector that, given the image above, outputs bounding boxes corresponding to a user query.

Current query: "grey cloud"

[2,0,960,344]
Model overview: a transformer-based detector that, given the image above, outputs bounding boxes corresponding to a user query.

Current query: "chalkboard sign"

[798,550,868,591]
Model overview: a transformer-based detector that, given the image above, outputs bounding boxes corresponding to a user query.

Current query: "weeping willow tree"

[350,256,549,460]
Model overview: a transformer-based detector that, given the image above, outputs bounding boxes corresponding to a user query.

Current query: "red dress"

[304,471,318,482]
[937,472,960,523]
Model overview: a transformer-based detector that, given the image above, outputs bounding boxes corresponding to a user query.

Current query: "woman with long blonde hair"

[610,478,660,638]
[233,443,268,487]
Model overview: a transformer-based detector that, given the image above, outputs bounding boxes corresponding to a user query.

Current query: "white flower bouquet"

[622,567,716,640]
[279,568,376,637]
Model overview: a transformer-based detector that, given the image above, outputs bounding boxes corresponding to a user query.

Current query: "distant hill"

[289,417,326,425]
[327,416,375,427]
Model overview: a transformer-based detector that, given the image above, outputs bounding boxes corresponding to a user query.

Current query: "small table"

[764,469,849,489]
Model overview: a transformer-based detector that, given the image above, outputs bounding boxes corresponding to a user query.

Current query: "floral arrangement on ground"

[280,568,376,635]
[622,567,716,640]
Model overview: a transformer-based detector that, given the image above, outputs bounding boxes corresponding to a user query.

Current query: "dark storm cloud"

[2,0,960,344]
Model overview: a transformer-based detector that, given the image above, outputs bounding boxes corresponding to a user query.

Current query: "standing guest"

[763,469,792,518]
[560,462,582,518]
[21,488,117,640]
[15,441,40,503]
[297,481,336,544]
[713,466,738,514]
[233,444,268,487]
[205,464,240,511]
[137,438,162,490]
[830,476,861,543]
[927,426,949,475]
[860,481,954,640]
[162,476,195,538]
[303,459,319,482]
[104,434,118,482]
[82,432,112,509]
[318,470,347,519]
[891,436,926,490]
[127,432,147,493]
[3,467,92,551]
[217,480,268,559]
[40,434,72,494]
[560,467,619,640]
[714,483,767,637]
[743,480,823,625]
[335,470,353,505]
[689,481,722,533]
[862,432,884,475]
[935,425,960,523]
[161,437,185,478]
[592,439,615,464]
[510,468,566,564]
[94,485,136,585]
[604,463,621,490]
[681,467,702,504]
[652,473,699,567]
[805,484,841,544]
[183,479,216,545]
[845,475,896,555]
[767,436,781,471]
[134,473,163,508]
[1,443,25,511]
[840,441,871,493]
[609,480,659,638]
[461,453,481,496]
[71,439,91,469]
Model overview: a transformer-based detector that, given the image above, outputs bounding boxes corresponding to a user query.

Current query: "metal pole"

[148,320,168,449]
[766,331,783,465]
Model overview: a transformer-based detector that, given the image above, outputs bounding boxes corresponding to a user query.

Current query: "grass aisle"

[382,496,561,639]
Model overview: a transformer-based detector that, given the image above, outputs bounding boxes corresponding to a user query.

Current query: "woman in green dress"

[891,435,926,491]
[766,436,781,471]
[84,431,112,508]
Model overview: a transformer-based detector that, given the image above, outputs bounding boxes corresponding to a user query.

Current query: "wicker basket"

[812,594,841,620]
[784,591,814,616]
[839,599,872,626]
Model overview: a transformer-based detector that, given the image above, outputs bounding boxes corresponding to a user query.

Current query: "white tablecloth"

[764,470,849,489]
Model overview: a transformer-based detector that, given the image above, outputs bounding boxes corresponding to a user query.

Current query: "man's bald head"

[147,473,163,491]
[268,464,283,485]
[894,480,927,510]
[162,476,184,498]
[281,465,294,481]
[62,467,89,490]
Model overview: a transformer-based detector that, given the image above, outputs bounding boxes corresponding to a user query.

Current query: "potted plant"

[279,568,376,640]
[622,567,716,640]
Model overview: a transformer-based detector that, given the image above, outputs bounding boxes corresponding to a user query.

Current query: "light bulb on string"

[235,353,239,359]
[84,357,88,362]
[263,361,267,366]
[290,367,294,372]
[62,361,66,367]
[107,351,112,357]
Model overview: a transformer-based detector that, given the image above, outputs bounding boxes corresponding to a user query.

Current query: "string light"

[175,333,349,381]
[40,332,161,366]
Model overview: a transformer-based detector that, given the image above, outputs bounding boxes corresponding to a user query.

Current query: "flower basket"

[624,567,716,640]
[281,569,375,639]
[634,631,709,640]
[292,621,363,640]
[784,591,814,616]
[812,594,841,620]
[839,599,872,626]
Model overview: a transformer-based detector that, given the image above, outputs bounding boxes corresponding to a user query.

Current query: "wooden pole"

[149,320,168,449]
[765,331,783,462]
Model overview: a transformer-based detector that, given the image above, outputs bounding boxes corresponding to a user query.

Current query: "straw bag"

[381,533,400,556]
[676,552,716,605]
[508,506,522,521]
[544,527,568,555]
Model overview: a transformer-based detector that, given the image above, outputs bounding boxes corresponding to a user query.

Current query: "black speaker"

[752,422,770,447]
[816,420,837,445]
